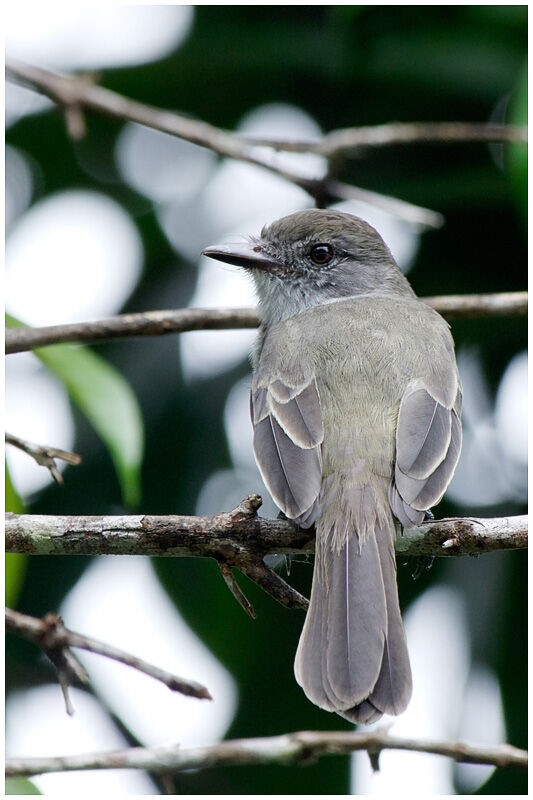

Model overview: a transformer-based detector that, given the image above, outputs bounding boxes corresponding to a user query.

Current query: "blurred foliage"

[35,344,144,509]
[5,778,41,795]
[5,461,24,515]
[6,463,27,607]
[507,62,528,225]
[5,6,527,796]
[6,314,144,508]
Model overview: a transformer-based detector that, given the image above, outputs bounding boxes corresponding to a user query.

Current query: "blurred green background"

[5,5,527,796]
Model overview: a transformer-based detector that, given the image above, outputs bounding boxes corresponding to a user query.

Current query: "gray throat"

[253,268,415,328]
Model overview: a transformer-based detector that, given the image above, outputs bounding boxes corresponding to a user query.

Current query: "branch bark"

[5,292,527,354]
[12,60,527,230]
[5,608,212,713]
[5,495,527,613]
[5,504,527,560]
[5,728,527,777]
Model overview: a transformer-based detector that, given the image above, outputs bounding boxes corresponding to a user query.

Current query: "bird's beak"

[202,242,281,273]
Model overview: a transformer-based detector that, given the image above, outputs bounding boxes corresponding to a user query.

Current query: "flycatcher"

[203,209,462,723]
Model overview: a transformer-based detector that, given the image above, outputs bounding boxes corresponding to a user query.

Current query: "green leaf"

[5,460,24,514]
[5,777,42,795]
[37,345,144,507]
[5,462,27,606]
[507,61,527,225]
[6,314,144,507]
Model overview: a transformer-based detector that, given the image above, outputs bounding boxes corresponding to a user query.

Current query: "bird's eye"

[310,243,334,265]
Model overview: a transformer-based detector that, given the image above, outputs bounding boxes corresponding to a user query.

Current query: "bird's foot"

[412,555,435,580]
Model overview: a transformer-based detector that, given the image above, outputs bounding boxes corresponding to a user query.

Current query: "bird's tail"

[294,482,412,724]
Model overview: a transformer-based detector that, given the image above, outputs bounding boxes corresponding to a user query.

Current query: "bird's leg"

[410,511,436,579]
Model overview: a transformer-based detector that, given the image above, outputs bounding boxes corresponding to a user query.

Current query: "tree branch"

[6,432,82,485]
[7,505,526,614]
[15,59,526,229]
[5,608,212,714]
[5,292,527,354]
[7,60,526,156]
[5,307,260,354]
[238,122,527,152]
[5,503,527,561]
[422,291,528,319]
[314,121,528,156]
[5,728,527,777]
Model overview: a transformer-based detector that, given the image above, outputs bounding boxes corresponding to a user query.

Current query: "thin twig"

[237,121,528,153]
[4,291,527,354]
[5,728,527,777]
[5,608,212,713]
[7,61,526,156]
[314,121,528,156]
[6,58,475,229]
[5,307,259,354]
[240,559,310,610]
[422,291,528,319]
[218,563,257,619]
[5,432,81,485]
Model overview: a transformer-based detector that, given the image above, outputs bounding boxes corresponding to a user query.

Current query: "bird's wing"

[251,369,324,524]
[389,379,462,525]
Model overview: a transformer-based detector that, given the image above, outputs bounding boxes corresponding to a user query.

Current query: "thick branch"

[5,608,212,706]
[6,432,81,484]
[8,506,525,614]
[5,728,527,777]
[5,292,527,354]
[5,506,527,560]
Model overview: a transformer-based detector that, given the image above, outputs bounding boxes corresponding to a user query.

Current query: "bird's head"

[203,209,414,324]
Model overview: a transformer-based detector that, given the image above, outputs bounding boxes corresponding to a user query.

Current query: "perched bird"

[203,209,462,724]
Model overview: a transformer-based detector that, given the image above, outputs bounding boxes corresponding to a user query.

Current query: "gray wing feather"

[253,414,322,519]
[408,406,462,510]
[269,379,300,403]
[388,484,425,527]
[268,380,323,449]
[396,388,451,478]
[392,383,462,518]
[251,370,323,521]
[251,387,269,424]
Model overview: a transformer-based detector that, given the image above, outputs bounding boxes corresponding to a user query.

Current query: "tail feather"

[340,698,383,725]
[370,531,413,714]
[325,534,387,705]
[293,556,336,712]
[295,500,412,723]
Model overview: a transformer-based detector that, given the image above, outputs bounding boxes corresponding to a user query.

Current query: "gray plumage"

[203,209,462,723]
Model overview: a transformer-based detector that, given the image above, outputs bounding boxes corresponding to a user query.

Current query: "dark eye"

[310,243,334,265]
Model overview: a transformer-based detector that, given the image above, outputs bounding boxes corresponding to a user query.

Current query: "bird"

[203,209,462,724]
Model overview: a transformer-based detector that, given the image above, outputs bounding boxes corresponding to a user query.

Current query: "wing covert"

[391,383,462,524]
[251,375,324,524]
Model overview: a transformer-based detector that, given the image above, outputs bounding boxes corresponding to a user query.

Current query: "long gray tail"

[294,507,412,724]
